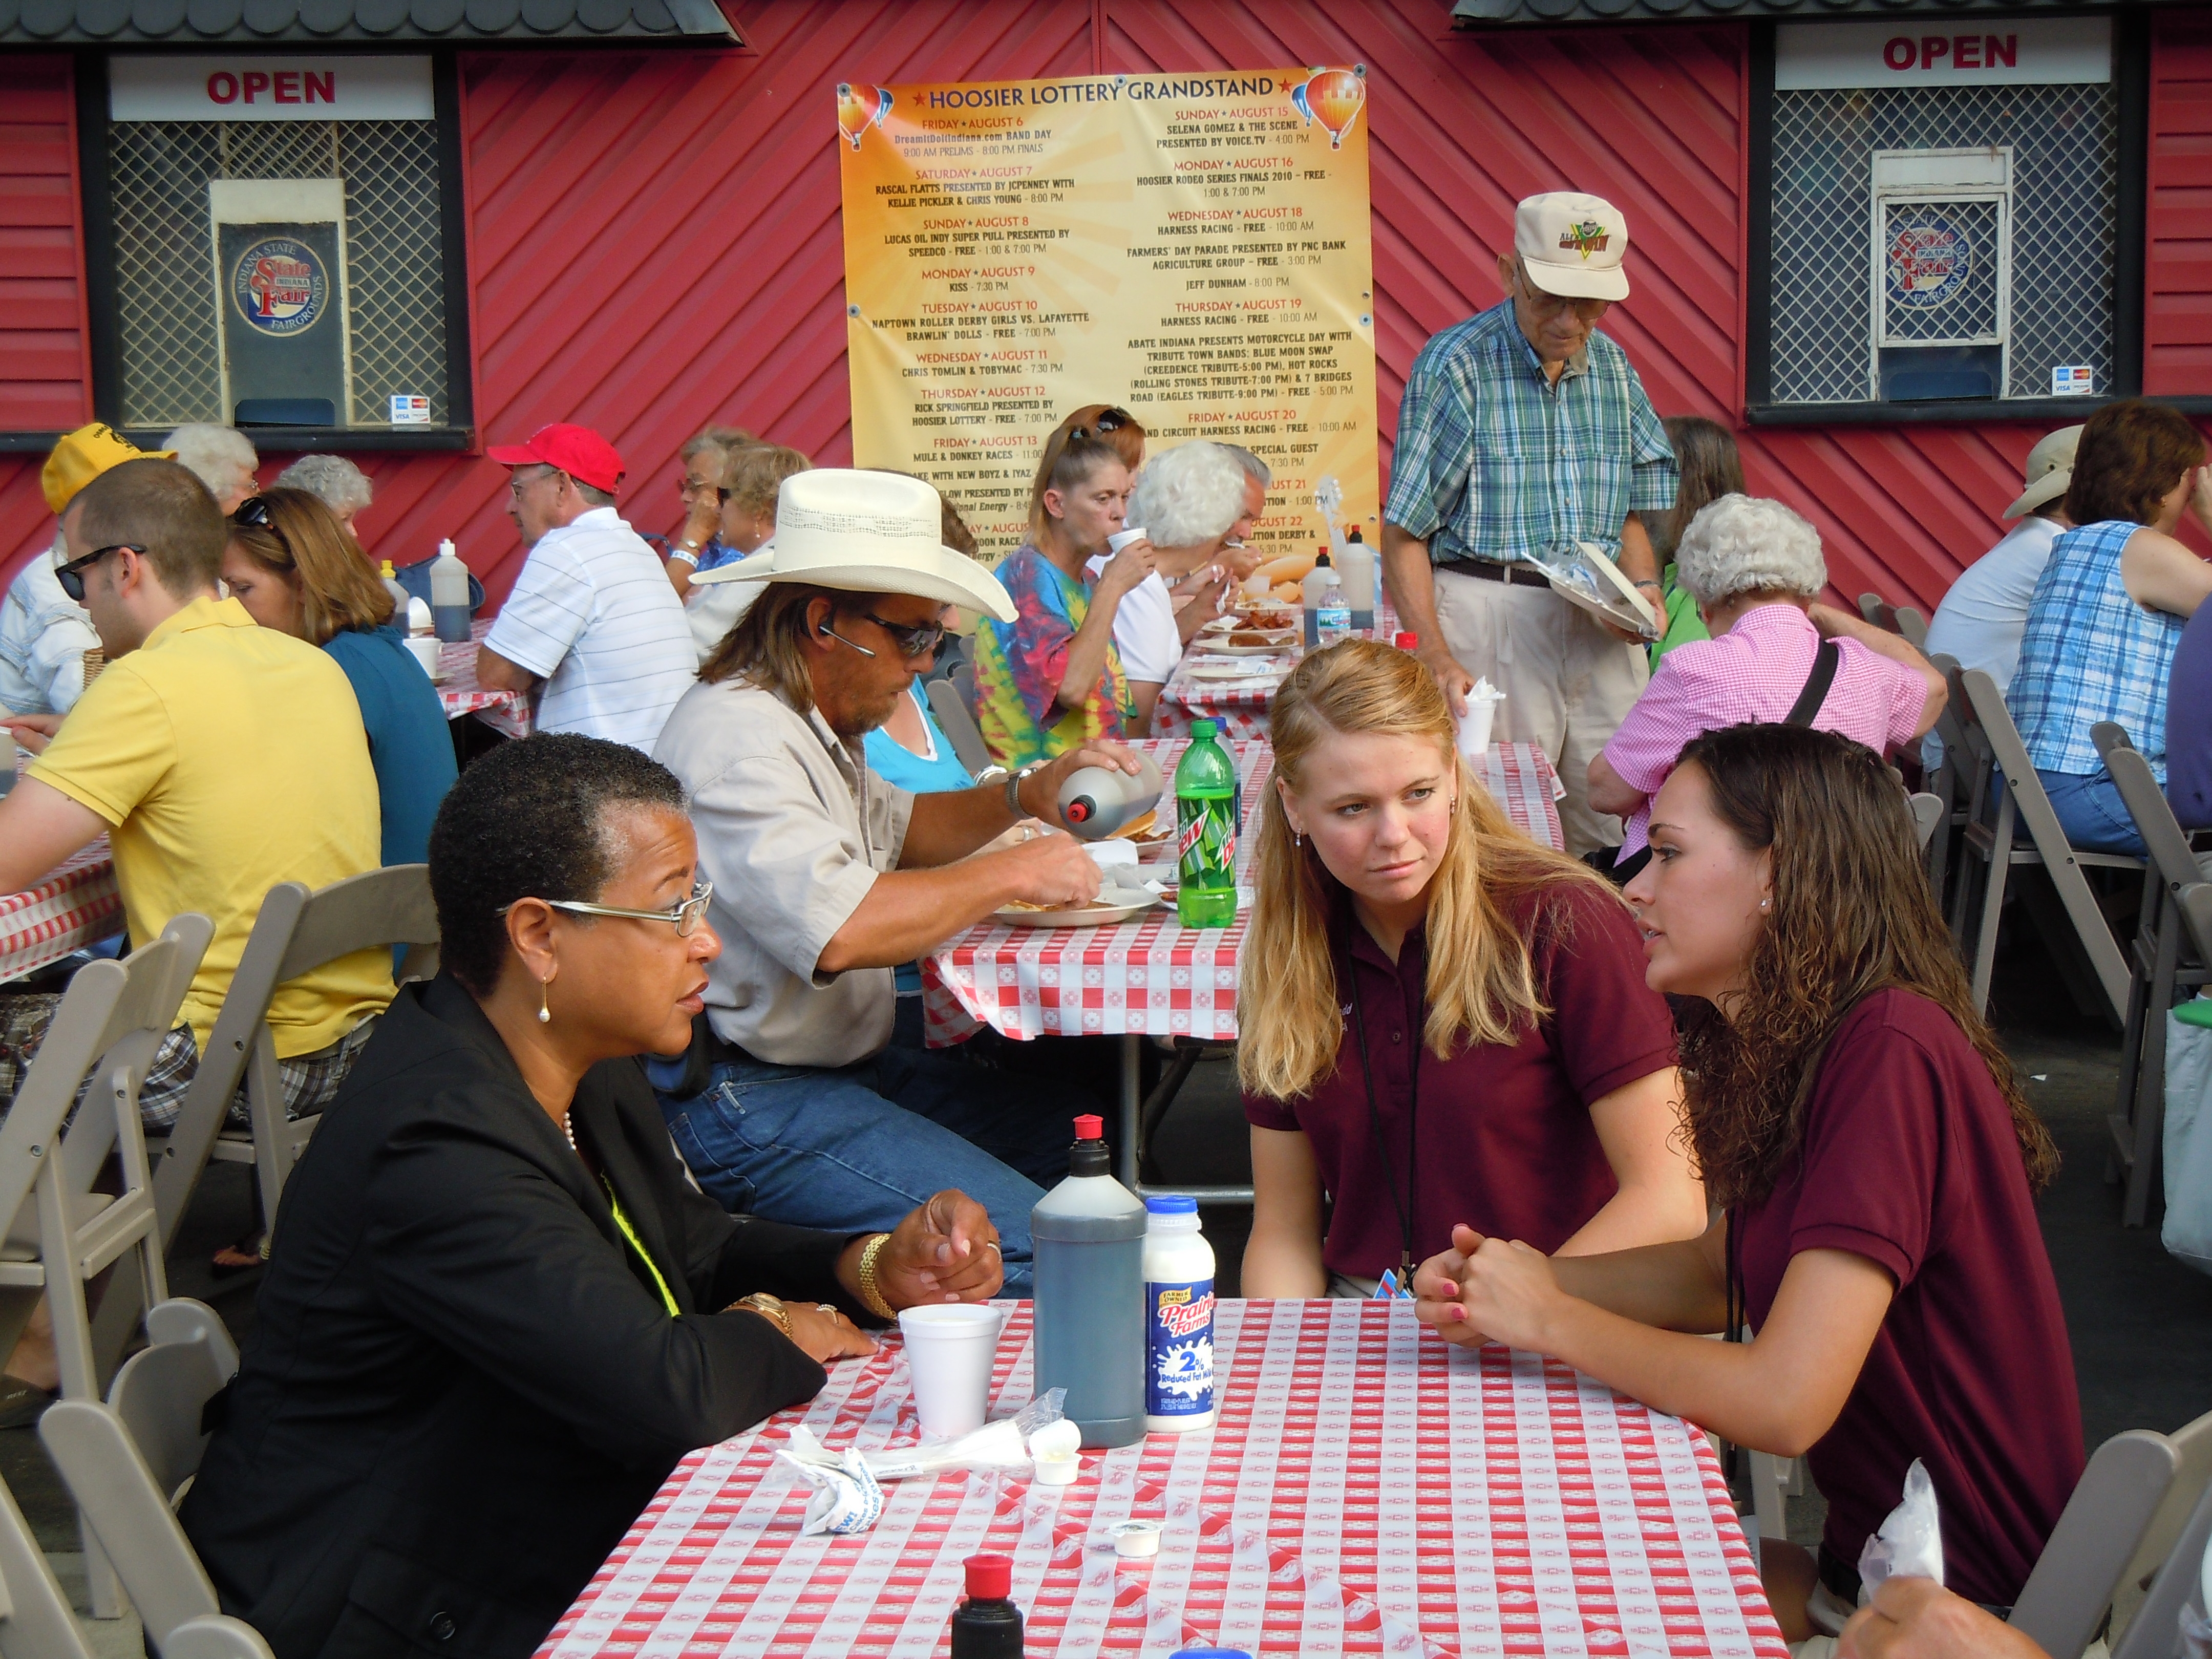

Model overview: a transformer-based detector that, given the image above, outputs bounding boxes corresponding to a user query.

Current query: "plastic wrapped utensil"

[1858,1459,1945,1592]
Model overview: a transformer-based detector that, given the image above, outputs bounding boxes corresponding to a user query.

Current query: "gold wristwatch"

[734,1292,792,1338]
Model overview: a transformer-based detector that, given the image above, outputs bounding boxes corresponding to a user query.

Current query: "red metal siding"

[0,2,2191,608]
[0,54,92,435]
[2147,7,2212,397]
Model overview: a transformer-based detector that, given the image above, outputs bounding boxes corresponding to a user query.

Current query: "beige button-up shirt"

[653,674,916,1067]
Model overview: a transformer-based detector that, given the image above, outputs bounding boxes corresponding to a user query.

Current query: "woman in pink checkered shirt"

[1586,495,1946,879]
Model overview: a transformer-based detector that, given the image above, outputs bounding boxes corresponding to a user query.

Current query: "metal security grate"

[1770,84,2116,403]
[109,120,450,430]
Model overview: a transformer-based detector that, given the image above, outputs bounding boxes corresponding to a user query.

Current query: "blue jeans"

[652,1045,1071,1297]
[2037,768,2147,857]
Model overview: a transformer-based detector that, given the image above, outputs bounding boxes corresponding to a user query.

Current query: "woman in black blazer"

[180,735,1006,1659]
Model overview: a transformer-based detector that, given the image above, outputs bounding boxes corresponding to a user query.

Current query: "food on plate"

[1254,551,1318,587]
[1238,606,1298,630]
[1109,807,1160,841]
[1226,629,1292,648]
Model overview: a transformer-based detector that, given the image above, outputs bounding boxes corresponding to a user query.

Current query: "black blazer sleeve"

[361,1098,826,1471]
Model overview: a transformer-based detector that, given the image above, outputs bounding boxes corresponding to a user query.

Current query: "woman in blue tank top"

[864,676,975,1044]
[2009,402,2212,855]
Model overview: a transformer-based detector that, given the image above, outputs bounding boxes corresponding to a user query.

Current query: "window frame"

[1741,10,2187,426]
[72,45,477,453]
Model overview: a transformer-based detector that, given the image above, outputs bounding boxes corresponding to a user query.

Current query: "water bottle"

[1174,720,1238,929]
[429,539,473,644]
[1030,1115,1147,1448]
[949,1554,1024,1659]
[1301,551,1334,649]
[1144,1196,1216,1434]
[1315,571,1350,647]
[1337,528,1377,634]
[1056,751,1164,840]
[377,560,411,625]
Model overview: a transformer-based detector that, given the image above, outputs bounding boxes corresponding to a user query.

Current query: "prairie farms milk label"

[1145,1278,1215,1417]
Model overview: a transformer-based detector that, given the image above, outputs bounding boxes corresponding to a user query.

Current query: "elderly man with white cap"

[648,469,1145,1298]
[1923,424,2082,687]
[1382,190,1679,856]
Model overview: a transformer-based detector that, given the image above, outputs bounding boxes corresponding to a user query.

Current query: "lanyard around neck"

[1347,944,1422,1281]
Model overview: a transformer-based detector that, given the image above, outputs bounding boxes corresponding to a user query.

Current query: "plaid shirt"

[1384,301,1678,566]
[2012,519,2185,781]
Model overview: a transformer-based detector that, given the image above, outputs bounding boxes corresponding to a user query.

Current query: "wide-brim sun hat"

[2005,423,2086,520]
[690,469,1014,624]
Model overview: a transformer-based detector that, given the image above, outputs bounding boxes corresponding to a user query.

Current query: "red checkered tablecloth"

[0,839,121,983]
[1154,607,1401,743]
[538,1300,1785,1659]
[435,620,532,739]
[919,739,1563,1045]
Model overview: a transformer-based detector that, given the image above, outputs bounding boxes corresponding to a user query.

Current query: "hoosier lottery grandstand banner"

[837,68,1380,564]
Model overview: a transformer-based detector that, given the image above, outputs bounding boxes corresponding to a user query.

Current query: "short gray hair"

[1219,443,1271,488]
[1674,493,1826,606]
[1128,441,1247,549]
[273,454,373,516]
[161,423,258,496]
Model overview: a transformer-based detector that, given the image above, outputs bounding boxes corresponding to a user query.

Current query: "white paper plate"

[1186,657,1285,682]
[994,888,1162,927]
[1547,543,1659,640]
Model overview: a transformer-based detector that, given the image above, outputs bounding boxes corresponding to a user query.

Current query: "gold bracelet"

[856,1233,897,1321]
[734,1292,792,1338]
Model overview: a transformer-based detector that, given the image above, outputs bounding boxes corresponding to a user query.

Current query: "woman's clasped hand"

[1411,1223,1561,1351]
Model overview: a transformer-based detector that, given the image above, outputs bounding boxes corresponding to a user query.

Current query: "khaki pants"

[1433,570,1648,857]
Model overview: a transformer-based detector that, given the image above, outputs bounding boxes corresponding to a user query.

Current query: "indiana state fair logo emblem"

[1887,216,1970,309]
[1560,220,1611,260]
[232,238,328,336]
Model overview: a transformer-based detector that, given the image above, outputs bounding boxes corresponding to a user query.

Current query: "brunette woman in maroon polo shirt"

[1414,725,2082,1642]
[1237,641,1705,1300]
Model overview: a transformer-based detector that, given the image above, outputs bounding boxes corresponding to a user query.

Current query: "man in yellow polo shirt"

[0,457,387,1133]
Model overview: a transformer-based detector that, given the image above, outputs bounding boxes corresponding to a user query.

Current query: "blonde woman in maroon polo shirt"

[1238,641,1706,1300]
[1414,723,2083,1643]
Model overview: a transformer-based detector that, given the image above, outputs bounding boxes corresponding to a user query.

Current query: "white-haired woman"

[162,423,260,514]
[1089,440,1244,732]
[1587,493,1945,879]
[274,454,375,534]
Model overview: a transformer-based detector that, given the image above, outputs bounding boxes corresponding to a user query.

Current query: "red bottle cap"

[1394,632,1418,649]
[1073,1114,1103,1140]
[964,1553,1013,1599]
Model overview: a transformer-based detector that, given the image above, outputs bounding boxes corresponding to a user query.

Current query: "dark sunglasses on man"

[820,609,948,663]
[55,542,139,604]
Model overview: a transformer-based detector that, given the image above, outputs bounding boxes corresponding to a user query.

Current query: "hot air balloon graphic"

[836,82,893,150]
[1291,65,1367,150]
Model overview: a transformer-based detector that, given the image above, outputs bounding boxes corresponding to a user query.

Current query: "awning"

[0,0,739,46]
[1455,0,2164,27]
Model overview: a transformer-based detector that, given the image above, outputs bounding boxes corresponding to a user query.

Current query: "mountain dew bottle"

[1175,720,1239,929]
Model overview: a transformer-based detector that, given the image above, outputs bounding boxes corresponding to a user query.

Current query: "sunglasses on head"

[1067,408,1132,443]
[231,495,298,568]
[56,543,140,603]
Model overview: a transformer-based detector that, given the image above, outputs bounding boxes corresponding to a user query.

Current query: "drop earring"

[1292,827,1304,848]
[538,975,552,1024]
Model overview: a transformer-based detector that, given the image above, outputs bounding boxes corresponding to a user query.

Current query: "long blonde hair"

[1237,640,1620,1101]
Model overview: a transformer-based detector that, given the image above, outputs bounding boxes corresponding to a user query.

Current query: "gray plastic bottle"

[1030,1114,1147,1447]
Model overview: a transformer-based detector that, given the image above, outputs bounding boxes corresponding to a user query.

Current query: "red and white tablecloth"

[435,620,532,739]
[0,839,121,983]
[920,739,1563,1046]
[1154,606,1402,743]
[538,1300,1784,1659]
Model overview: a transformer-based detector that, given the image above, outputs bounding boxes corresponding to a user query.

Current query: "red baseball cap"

[487,422,625,494]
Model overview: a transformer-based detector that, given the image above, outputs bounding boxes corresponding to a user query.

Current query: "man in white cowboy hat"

[1381,189,1679,857]
[648,469,1147,1295]
[1924,424,2083,688]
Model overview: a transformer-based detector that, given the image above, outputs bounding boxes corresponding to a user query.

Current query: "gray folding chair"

[2093,724,2212,1226]
[2012,1426,2189,1658]
[1919,652,1973,907]
[924,678,993,777]
[2106,1409,2212,1651]
[952,660,980,728]
[2113,1476,2212,1659]
[0,1471,96,1659]
[0,913,213,1617]
[150,867,438,1254]
[1907,792,1945,851]
[1945,668,2139,1023]
[40,1301,270,1659]
[1889,605,1929,650]
[1857,591,1885,627]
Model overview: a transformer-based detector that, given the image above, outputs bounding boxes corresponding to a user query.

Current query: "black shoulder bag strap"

[1784,638,1841,728]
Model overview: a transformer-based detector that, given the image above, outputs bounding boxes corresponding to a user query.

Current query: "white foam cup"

[1108,527,1148,553]
[898,1304,1006,1437]
[1454,698,1497,761]
[406,636,443,680]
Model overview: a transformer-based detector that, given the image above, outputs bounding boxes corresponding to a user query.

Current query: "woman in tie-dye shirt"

[974,434,1154,765]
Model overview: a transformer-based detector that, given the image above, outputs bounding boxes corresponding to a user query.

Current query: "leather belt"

[1434,557,1550,588]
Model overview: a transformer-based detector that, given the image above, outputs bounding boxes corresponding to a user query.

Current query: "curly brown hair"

[1670,724,2057,1208]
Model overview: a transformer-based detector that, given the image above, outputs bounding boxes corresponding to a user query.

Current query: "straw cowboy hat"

[691,469,1014,623]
